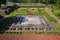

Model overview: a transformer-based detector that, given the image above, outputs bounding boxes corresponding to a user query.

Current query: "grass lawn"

[52,10,60,19]
[9,8,44,17]
[43,12,60,31]
[38,7,60,31]
[41,9,60,31]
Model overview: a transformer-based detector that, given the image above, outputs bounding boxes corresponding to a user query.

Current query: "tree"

[42,0,49,4]
[54,0,57,4]
[29,0,36,3]
[13,4,18,11]
[49,0,54,4]
[56,0,60,8]
[0,0,6,8]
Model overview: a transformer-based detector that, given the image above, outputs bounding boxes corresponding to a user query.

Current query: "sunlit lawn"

[52,10,60,19]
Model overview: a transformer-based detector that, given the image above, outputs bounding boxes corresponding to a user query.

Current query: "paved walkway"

[44,7,60,24]
[0,34,60,40]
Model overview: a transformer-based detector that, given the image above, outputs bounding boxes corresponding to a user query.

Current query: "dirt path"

[44,7,60,24]
[0,34,60,40]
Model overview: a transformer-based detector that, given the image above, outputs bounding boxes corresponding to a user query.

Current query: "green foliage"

[43,12,57,22]
[57,4,60,8]
[13,4,17,8]
[17,0,28,3]
[0,0,6,4]
[0,0,6,8]
[57,0,60,4]
[0,0,59,4]
[15,0,36,3]
[42,0,49,3]
[53,11,60,19]
[56,0,60,8]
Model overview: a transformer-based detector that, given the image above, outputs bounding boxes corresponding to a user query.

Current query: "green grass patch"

[52,11,60,19]
[43,12,60,31]
[43,12,57,22]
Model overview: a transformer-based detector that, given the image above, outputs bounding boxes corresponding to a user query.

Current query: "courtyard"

[4,15,55,32]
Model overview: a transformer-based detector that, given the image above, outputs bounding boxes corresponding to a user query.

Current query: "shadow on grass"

[0,16,16,34]
[2,6,20,15]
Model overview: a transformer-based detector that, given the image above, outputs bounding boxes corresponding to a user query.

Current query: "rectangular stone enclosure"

[5,15,55,32]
